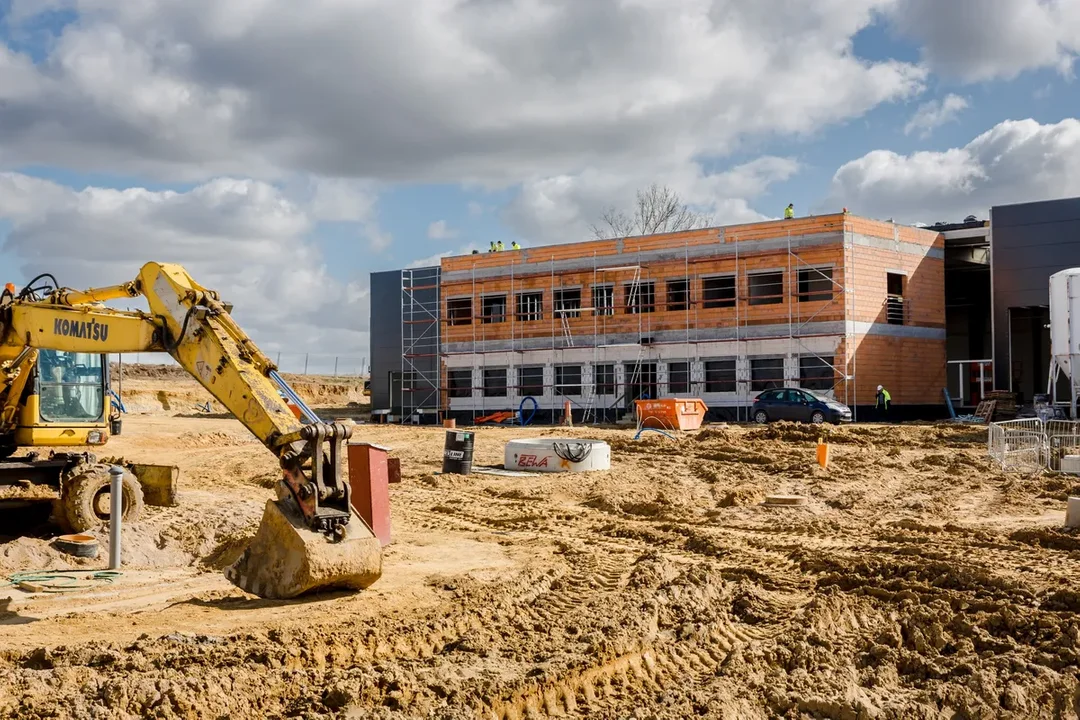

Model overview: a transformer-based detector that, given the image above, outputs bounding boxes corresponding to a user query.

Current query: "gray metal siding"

[991,197,1080,389]
[369,270,403,410]
[368,266,442,412]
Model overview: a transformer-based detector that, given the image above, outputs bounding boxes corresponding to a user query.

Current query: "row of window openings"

[445,268,859,326]
[446,357,836,398]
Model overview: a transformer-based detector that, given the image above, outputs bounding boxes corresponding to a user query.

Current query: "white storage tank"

[1049,268,1080,381]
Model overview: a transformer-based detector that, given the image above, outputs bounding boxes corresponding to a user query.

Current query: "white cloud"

[426,220,458,240]
[0,173,370,354]
[293,178,378,223]
[504,157,800,245]
[467,201,484,217]
[0,0,924,185]
[903,94,969,138]
[823,118,1080,223]
[887,0,1080,82]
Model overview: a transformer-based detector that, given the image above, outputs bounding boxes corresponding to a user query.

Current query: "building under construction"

[373,211,951,423]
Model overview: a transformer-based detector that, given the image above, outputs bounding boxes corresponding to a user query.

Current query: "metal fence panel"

[989,418,1080,474]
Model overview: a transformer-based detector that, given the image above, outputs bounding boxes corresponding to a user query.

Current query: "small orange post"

[816,438,830,468]
[444,418,456,428]
[563,400,573,426]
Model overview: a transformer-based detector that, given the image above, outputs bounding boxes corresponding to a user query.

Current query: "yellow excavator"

[0,262,382,599]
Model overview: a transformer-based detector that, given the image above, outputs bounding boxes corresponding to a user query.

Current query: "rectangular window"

[886,272,905,325]
[447,369,472,398]
[36,351,105,423]
[481,294,506,324]
[748,271,783,306]
[623,281,655,314]
[702,275,736,309]
[483,368,507,397]
[666,279,688,311]
[553,288,582,319]
[704,359,736,393]
[750,357,785,391]
[594,364,615,395]
[516,291,543,322]
[592,284,614,316]
[798,267,833,302]
[555,365,582,396]
[447,297,472,326]
[517,366,544,397]
[799,356,835,391]
[668,361,690,394]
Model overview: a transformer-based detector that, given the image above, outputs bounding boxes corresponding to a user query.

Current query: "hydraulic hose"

[270,370,322,424]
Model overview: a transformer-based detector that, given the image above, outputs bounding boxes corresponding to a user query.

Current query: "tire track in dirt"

[477,608,784,720]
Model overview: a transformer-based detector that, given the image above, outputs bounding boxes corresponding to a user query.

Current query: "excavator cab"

[17,350,110,447]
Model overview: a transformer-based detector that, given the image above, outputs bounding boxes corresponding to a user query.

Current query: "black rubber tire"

[53,534,100,558]
[753,410,769,424]
[811,411,826,424]
[63,466,145,532]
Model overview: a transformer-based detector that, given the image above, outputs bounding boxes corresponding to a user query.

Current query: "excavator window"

[36,350,106,424]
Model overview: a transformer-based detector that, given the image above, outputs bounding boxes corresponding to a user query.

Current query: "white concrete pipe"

[504,438,611,473]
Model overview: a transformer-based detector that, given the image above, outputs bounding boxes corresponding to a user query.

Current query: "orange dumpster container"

[633,398,709,431]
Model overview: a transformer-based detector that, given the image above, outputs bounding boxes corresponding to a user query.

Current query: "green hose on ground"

[1,570,122,593]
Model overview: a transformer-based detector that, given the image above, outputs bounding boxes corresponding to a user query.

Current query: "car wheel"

[753,410,768,424]
[810,411,826,424]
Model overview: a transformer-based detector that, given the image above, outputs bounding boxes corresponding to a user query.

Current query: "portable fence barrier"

[988,418,1080,473]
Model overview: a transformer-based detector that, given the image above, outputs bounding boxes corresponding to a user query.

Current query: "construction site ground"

[3,368,1080,719]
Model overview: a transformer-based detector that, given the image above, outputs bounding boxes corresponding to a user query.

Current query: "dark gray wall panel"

[991,197,1080,390]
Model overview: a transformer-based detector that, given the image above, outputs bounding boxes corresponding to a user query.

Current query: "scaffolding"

[438,220,872,423]
[400,267,441,423]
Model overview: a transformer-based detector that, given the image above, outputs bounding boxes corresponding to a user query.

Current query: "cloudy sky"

[1,0,1078,368]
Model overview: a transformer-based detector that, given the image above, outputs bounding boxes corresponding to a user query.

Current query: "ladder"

[559,311,574,347]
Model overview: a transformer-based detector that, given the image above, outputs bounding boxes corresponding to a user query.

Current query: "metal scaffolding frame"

[439,225,863,422]
[400,267,441,423]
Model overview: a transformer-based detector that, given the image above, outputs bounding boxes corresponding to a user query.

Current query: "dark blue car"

[751,387,852,425]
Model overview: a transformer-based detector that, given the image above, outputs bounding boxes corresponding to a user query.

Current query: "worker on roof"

[496,240,505,251]
[876,384,891,421]
[489,241,497,252]
[784,203,794,219]
[511,241,521,250]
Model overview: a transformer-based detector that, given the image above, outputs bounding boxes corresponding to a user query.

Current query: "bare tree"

[590,183,713,240]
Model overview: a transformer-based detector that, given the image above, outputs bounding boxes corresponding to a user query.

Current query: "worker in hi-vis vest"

[876,384,891,421]
[784,203,794,219]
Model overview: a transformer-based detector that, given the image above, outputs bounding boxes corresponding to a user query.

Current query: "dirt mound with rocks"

[111,363,369,415]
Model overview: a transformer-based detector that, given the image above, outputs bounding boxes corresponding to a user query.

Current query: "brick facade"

[437,212,945,415]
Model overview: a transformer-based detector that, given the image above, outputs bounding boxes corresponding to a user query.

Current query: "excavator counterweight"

[0,263,382,599]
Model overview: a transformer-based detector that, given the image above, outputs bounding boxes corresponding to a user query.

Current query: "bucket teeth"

[225,498,382,599]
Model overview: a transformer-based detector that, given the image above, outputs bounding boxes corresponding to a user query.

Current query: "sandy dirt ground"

[3,370,1080,719]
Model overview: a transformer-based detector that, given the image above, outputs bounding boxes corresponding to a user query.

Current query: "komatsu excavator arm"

[0,263,382,598]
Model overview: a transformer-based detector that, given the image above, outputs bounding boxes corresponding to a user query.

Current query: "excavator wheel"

[62,465,145,532]
[224,495,382,599]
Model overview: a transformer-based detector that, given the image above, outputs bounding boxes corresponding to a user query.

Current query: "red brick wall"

[839,334,946,405]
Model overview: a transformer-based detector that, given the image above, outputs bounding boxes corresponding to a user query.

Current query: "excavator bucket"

[224,497,382,599]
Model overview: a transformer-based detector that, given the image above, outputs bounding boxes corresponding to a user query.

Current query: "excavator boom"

[0,263,381,598]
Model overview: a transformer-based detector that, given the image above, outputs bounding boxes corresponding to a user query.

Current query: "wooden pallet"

[974,400,997,422]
